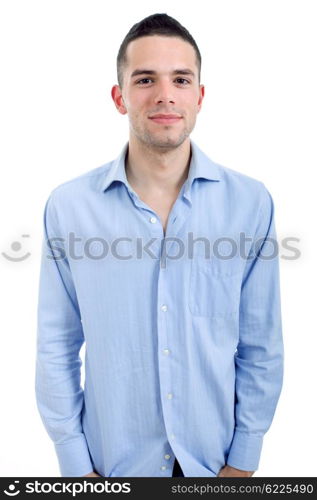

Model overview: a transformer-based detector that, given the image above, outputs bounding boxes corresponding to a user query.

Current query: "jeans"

[172,457,184,477]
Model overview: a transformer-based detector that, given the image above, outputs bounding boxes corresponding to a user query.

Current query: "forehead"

[125,35,197,73]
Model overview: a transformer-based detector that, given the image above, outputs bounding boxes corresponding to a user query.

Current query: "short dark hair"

[116,13,201,89]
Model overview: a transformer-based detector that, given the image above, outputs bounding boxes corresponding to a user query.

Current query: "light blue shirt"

[35,140,284,477]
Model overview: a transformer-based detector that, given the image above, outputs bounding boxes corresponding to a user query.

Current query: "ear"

[197,84,205,113]
[111,85,127,115]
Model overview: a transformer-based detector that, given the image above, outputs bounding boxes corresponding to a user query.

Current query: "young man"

[35,13,284,477]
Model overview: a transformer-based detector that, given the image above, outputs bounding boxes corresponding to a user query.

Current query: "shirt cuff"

[54,435,94,476]
[226,430,263,471]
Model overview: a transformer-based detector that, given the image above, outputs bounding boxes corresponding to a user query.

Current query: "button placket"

[156,207,189,466]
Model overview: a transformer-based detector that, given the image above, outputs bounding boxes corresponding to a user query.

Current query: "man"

[35,13,284,478]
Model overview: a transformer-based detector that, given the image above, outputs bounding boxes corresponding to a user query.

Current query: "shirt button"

[165,454,171,460]
[167,393,173,399]
[150,216,157,224]
[160,465,167,471]
[171,434,175,440]
[161,304,168,312]
[163,348,170,355]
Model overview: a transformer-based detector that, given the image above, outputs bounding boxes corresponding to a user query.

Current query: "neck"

[125,135,191,195]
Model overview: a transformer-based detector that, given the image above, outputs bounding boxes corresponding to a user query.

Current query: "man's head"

[111,13,205,150]
[116,13,202,89]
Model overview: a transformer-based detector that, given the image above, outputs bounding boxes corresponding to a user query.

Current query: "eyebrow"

[130,68,196,78]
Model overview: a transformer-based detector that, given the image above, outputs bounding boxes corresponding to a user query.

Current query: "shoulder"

[51,162,112,199]
[43,160,114,217]
[219,162,266,194]
[215,162,274,214]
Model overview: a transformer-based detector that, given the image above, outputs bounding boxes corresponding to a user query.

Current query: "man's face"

[112,35,205,150]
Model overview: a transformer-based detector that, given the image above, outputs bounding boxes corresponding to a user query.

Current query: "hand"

[83,471,101,477]
[217,465,254,477]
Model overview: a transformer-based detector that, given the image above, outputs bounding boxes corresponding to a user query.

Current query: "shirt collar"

[100,139,221,195]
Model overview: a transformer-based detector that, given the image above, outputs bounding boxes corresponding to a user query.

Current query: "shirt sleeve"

[35,193,94,477]
[226,184,284,472]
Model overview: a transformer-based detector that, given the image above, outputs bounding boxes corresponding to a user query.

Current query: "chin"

[146,132,189,148]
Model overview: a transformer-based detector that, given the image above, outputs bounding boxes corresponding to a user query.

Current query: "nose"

[154,80,175,105]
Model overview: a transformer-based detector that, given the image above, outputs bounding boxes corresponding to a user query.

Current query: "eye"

[136,78,153,85]
[175,78,190,85]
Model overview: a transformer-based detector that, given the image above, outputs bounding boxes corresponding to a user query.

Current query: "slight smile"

[149,114,182,125]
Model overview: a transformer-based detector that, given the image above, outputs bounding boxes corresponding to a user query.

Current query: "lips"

[149,114,182,124]
[149,114,181,119]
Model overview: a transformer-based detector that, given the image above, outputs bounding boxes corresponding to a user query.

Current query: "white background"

[0,0,316,477]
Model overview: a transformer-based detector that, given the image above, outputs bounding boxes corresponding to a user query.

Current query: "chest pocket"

[189,256,242,318]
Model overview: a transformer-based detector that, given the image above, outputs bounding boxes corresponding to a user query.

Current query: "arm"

[35,193,94,477]
[225,185,284,474]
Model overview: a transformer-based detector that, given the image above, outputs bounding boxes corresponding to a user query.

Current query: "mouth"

[148,114,183,125]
